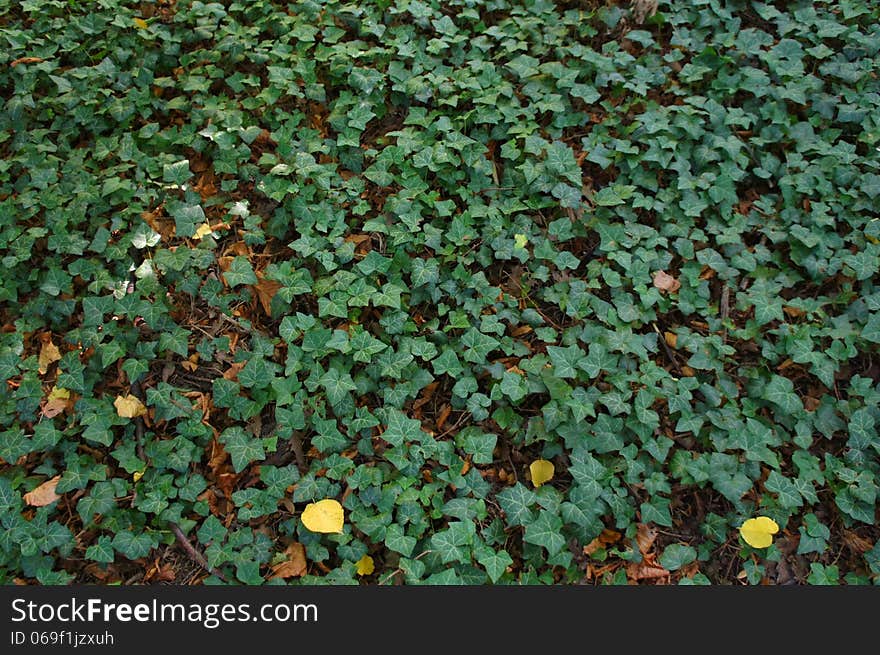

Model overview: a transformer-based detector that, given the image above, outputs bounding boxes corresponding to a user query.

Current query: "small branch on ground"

[169,522,227,583]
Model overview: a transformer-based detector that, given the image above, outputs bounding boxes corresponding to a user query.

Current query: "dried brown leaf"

[253,272,282,317]
[652,270,681,294]
[10,56,46,67]
[269,542,308,579]
[23,476,61,507]
[636,523,658,555]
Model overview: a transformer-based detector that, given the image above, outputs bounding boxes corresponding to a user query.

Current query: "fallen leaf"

[740,516,779,549]
[355,554,375,576]
[114,394,147,418]
[10,56,46,67]
[631,0,658,23]
[636,523,658,555]
[134,17,149,29]
[23,476,61,507]
[664,331,677,348]
[193,223,213,240]
[223,361,246,381]
[144,561,176,583]
[38,339,62,374]
[514,233,528,249]
[269,543,307,579]
[253,272,282,317]
[626,561,670,582]
[583,529,622,556]
[529,459,555,488]
[652,270,681,294]
[42,386,71,418]
[301,498,344,534]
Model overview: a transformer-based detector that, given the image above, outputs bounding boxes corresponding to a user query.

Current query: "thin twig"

[169,522,227,582]
[652,322,682,374]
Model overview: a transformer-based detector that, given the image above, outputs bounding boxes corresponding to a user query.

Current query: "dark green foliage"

[0,0,878,585]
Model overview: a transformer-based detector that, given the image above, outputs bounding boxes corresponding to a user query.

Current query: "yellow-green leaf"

[114,394,147,418]
[355,554,374,576]
[514,233,528,249]
[301,498,344,534]
[529,459,554,488]
[193,223,213,240]
[133,18,149,29]
[739,516,779,548]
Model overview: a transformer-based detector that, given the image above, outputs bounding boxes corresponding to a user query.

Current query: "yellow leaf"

[529,459,554,488]
[114,394,147,418]
[47,386,70,402]
[739,516,779,549]
[193,223,213,240]
[355,554,374,576]
[301,498,344,534]
[514,233,528,249]
[133,470,145,483]
[38,340,62,375]
[134,17,149,29]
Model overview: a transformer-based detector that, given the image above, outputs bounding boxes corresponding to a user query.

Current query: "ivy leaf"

[763,375,802,415]
[475,545,513,583]
[379,409,424,447]
[85,536,115,564]
[319,367,357,406]
[219,427,265,473]
[497,482,536,527]
[223,257,258,287]
[523,510,566,555]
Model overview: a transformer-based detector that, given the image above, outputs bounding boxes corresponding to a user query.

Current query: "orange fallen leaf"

[664,331,677,348]
[652,270,681,294]
[253,273,282,317]
[583,529,622,556]
[269,542,307,579]
[626,561,670,582]
[636,523,658,555]
[223,361,246,381]
[435,404,452,431]
[10,56,45,67]
[38,339,62,375]
[23,476,62,507]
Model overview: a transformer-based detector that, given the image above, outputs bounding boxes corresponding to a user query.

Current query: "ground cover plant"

[1,0,878,586]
